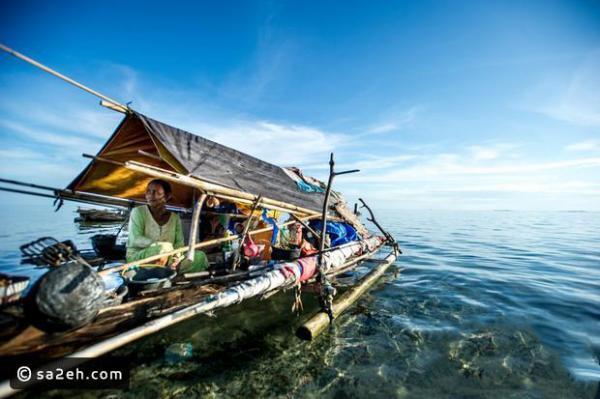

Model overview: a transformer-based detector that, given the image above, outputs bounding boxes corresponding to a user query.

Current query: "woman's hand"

[171,257,191,273]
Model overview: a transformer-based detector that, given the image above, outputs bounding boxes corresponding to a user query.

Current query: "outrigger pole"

[359,198,401,255]
[0,43,129,113]
[0,177,141,210]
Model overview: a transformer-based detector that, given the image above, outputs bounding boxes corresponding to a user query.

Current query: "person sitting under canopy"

[126,179,208,273]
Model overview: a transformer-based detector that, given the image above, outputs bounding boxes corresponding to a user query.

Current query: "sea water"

[0,197,599,398]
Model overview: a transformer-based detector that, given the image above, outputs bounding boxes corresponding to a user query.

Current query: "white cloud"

[567,140,600,152]
[0,159,79,185]
[199,120,348,166]
[342,152,600,185]
[363,180,600,196]
[525,49,600,126]
[468,145,500,161]
[0,119,102,151]
[2,59,599,210]
[0,148,42,160]
[434,181,600,195]
[363,106,423,135]
[349,155,416,170]
[367,122,397,134]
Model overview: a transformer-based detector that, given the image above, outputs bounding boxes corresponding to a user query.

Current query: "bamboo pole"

[82,154,322,217]
[186,193,207,262]
[0,44,129,113]
[232,195,262,270]
[0,177,141,209]
[291,213,323,242]
[98,214,321,276]
[215,193,310,216]
[126,160,322,216]
[100,100,128,114]
[325,249,379,277]
[296,250,397,341]
[0,185,135,210]
[126,157,241,191]
[300,239,385,280]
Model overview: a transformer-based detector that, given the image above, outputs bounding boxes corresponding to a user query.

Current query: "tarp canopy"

[68,112,326,211]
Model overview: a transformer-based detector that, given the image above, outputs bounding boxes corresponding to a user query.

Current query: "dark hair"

[148,179,172,196]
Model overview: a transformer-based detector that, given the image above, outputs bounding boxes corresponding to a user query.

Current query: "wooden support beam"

[126,160,321,216]
[232,195,263,270]
[186,193,207,262]
[99,100,128,114]
[82,154,322,216]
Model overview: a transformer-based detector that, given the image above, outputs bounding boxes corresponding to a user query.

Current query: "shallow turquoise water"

[1,197,599,398]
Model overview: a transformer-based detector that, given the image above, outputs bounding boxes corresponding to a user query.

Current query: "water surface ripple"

[1,204,599,398]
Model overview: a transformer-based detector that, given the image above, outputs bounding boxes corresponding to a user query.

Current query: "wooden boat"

[0,45,401,397]
[0,238,391,359]
[74,207,127,222]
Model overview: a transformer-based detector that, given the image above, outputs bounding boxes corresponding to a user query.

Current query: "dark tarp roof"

[68,112,326,212]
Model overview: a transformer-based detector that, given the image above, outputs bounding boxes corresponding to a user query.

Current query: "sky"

[1,0,600,211]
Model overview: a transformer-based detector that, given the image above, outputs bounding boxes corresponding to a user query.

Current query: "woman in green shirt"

[126,179,208,273]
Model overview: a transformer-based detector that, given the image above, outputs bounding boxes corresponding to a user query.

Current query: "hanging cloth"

[261,208,279,244]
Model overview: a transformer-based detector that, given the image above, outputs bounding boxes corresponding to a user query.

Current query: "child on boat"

[126,179,208,273]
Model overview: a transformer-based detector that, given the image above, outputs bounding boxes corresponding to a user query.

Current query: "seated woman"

[126,179,208,273]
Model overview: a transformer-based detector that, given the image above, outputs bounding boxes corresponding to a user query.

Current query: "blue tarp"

[296,180,324,193]
[310,221,359,246]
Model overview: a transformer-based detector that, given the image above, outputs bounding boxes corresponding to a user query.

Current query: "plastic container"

[91,234,126,260]
[121,265,176,295]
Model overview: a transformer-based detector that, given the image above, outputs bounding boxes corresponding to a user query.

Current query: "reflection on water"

[1,201,599,398]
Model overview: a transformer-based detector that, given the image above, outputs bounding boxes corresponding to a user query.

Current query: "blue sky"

[1,0,599,210]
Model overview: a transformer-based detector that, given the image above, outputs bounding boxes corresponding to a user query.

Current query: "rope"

[292,281,304,314]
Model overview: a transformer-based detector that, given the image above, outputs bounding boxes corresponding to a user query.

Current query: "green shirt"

[126,205,185,259]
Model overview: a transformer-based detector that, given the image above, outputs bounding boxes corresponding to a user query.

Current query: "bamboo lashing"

[325,245,381,277]
[301,239,385,281]
[296,250,397,341]
[0,44,129,114]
